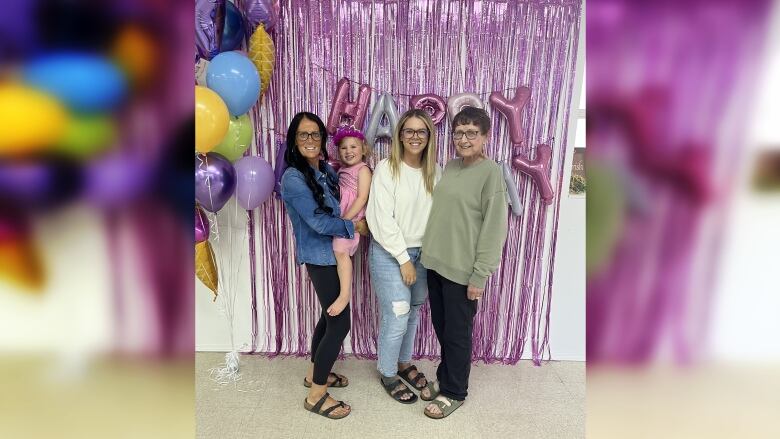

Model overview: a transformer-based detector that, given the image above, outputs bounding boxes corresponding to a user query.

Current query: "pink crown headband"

[332,125,366,145]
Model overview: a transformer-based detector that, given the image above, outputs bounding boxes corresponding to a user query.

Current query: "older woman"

[420,107,508,418]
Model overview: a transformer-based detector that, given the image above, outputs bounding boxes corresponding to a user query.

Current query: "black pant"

[427,269,478,401]
[306,264,351,385]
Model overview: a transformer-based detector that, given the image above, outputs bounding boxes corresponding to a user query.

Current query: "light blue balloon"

[206,51,261,116]
[23,52,127,112]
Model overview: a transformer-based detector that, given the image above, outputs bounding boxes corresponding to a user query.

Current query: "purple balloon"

[0,163,54,205]
[221,1,245,52]
[195,205,210,242]
[0,161,80,211]
[234,156,275,210]
[195,152,236,212]
[84,153,152,207]
[273,141,287,198]
[244,0,278,31]
[196,0,226,60]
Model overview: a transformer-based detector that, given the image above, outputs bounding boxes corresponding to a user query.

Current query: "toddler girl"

[327,126,373,316]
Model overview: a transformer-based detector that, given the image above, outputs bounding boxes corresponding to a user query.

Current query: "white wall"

[0,206,113,356]
[547,5,586,362]
[710,2,780,361]
[195,200,254,352]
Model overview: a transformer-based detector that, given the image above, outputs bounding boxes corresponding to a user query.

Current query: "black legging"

[306,263,351,385]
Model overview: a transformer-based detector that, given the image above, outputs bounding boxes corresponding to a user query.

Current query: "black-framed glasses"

[297,131,322,141]
[453,130,480,140]
[401,128,429,139]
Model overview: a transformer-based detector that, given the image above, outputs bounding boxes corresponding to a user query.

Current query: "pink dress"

[333,162,369,256]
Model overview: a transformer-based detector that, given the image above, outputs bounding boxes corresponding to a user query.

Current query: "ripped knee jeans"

[368,240,428,378]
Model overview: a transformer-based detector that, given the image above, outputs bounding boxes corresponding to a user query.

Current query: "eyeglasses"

[297,131,322,141]
[453,130,481,140]
[401,128,429,139]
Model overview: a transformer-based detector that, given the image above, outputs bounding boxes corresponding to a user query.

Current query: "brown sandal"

[424,395,464,419]
[304,392,350,420]
[420,380,440,401]
[398,365,428,391]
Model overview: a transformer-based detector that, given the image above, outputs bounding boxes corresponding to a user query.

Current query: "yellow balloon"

[0,83,68,157]
[248,26,275,96]
[195,86,229,153]
[195,240,218,300]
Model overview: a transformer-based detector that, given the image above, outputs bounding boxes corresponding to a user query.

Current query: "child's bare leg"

[326,250,352,316]
[334,250,352,298]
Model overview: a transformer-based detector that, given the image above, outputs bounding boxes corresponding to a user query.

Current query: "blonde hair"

[389,109,438,194]
[334,126,372,159]
[337,135,373,161]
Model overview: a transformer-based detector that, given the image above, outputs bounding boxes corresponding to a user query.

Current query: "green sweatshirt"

[421,157,509,289]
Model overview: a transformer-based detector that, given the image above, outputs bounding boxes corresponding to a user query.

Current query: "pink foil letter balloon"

[512,144,554,205]
[409,93,446,125]
[326,77,371,134]
[490,86,531,146]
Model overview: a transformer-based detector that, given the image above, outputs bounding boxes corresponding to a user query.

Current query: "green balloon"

[57,114,117,158]
[212,114,253,162]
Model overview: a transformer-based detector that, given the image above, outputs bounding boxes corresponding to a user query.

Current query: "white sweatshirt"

[366,158,442,265]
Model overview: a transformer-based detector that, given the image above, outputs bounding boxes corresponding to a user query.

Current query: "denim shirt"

[281,164,355,265]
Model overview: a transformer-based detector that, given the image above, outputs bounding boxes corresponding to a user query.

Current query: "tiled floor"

[196,352,584,439]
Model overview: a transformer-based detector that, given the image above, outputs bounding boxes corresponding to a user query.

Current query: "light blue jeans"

[369,240,428,378]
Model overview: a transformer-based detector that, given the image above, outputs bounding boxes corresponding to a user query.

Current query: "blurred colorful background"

[1,0,193,437]
[587,0,780,437]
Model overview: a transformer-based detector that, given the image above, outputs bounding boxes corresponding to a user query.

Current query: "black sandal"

[303,372,348,388]
[380,377,418,404]
[398,365,427,391]
[303,392,350,419]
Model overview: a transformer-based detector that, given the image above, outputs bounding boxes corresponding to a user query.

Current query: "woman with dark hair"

[281,112,364,420]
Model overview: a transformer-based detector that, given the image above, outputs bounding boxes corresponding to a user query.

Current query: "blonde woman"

[366,109,442,404]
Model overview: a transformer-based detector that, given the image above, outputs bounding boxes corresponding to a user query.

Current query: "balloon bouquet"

[194,0,279,302]
[194,0,279,382]
[0,19,158,292]
[195,0,279,383]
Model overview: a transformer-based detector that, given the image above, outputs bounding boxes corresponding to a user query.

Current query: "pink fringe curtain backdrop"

[245,0,581,364]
